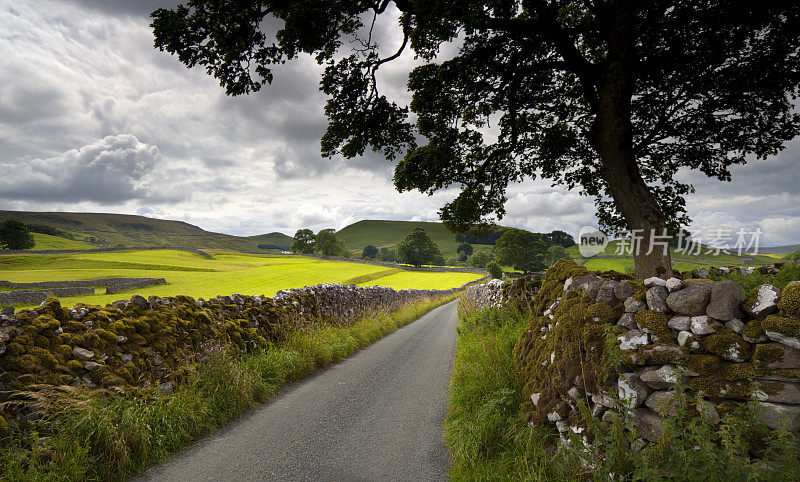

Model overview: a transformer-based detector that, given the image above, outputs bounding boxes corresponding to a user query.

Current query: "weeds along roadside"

[0,294,458,481]
[444,297,578,480]
[445,296,800,481]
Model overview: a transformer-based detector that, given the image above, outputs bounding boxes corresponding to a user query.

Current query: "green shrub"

[486,261,503,279]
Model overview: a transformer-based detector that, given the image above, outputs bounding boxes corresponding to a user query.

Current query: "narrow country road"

[138,300,459,482]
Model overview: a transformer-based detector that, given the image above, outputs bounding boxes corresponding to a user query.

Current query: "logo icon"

[578,226,608,257]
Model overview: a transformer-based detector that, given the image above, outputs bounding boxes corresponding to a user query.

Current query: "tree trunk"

[590,2,672,279]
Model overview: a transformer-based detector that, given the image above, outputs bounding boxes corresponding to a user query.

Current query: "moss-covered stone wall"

[471,260,800,450]
[0,280,474,434]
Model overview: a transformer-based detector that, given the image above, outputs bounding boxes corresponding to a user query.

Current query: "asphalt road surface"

[138,300,459,481]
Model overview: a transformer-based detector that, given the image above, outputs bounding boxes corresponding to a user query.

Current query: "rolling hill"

[0,210,293,252]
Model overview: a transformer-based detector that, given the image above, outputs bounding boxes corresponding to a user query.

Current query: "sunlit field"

[0,249,483,308]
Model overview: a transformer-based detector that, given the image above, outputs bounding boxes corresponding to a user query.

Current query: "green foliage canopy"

[315,229,348,256]
[362,244,379,259]
[494,228,548,273]
[486,261,503,279]
[291,228,316,254]
[0,220,35,250]
[396,227,442,266]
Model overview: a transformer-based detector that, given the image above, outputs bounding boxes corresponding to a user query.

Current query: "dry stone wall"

[1,246,212,259]
[0,278,167,305]
[473,260,800,450]
[0,277,481,430]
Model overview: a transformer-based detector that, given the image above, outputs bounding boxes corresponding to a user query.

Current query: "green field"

[0,249,482,308]
[30,233,95,250]
[568,238,777,273]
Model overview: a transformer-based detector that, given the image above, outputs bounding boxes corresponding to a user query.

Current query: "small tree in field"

[0,220,35,250]
[543,230,576,249]
[291,228,316,254]
[486,261,503,279]
[495,229,548,274]
[315,229,347,256]
[467,250,493,269]
[396,228,442,266]
[456,243,474,257]
[362,244,379,259]
[378,247,396,262]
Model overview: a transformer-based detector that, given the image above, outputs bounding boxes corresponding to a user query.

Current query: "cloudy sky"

[1,1,798,246]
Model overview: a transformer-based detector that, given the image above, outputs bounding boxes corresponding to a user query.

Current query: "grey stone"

[0,344,5,356]
[632,408,663,442]
[744,285,781,320]
[765,330,800,351]
[149,355,164,367]
[641,344,686,362]
[640,365,680,390]
[117,335,128,344]
[666,282,712,316]
[619,373,650,408]
[690,315,717,335]
[665,277,684,292]
[706,280,745,321]
[645,390,678,415]
[70,307,89,320]
[0,306,14,317]
[758,343,800,369]
[130,295,149,309]
[567,386,582,399]
[644,277,667,288]
[592,393,615,409]
[597,281,620,306]
[618,330,650,350]
[618,312,637,330]
[725,318,745,334]
[698,400,721,425]
[530,392,541,407]
[677,331,695,348]
[753,382,800,405]
[72,347,95,361]
[753,402,800,431]
[614,280,634,300]
[84,361,100,371]
[646,286,670,313]
[668,316,691,331]
[121,353,132,363]
[624,297,647,313]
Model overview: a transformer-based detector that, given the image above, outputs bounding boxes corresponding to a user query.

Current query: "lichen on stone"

[777,282,800,319]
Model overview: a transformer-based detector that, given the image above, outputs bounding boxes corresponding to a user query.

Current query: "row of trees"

[290,228,349,257]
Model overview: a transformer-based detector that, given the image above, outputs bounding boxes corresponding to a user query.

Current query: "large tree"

[291,228,316,254]
[494,228,549,273]
[152,1,800,278]
[0,220,35,250]
[396,227,442,266]
[315,229,348,256]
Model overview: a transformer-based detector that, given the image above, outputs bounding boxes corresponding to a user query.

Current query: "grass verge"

[444,299,577,480]
[0,294,458,481]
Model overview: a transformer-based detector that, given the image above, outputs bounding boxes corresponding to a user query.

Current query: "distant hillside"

[335,219,511,257]
[0,211,292,252]
[757,245,800,255]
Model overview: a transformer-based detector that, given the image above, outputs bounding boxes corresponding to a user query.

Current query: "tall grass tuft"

[0,294,457,481]
[445,300,577,480]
